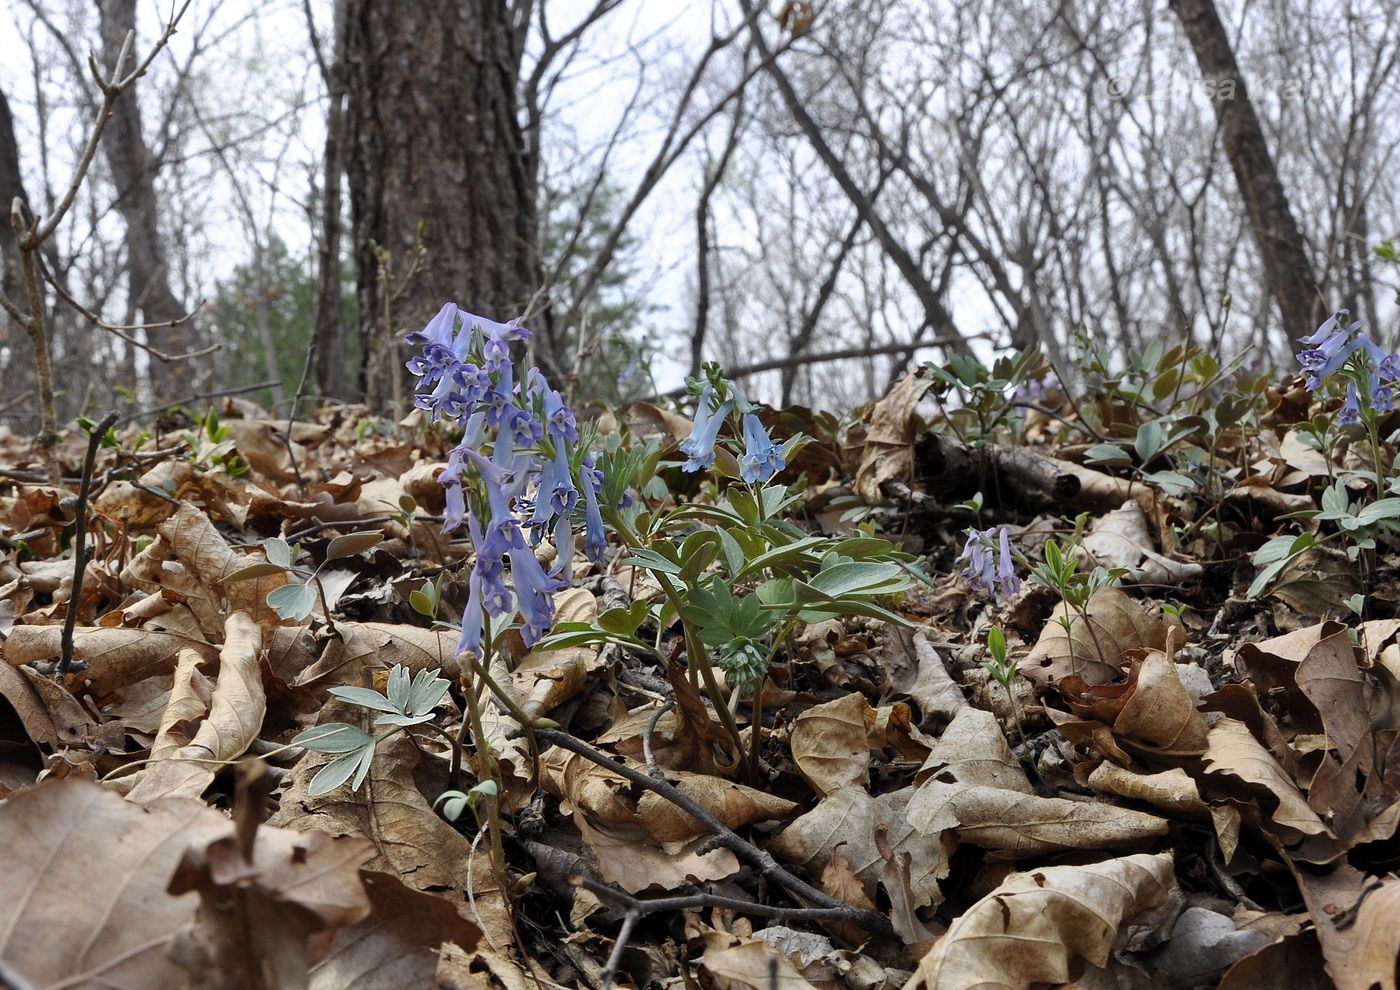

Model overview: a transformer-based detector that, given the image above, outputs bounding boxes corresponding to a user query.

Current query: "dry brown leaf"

[1078,501,1204,586]
[0,778,233,989]
[1086,763,1209,819]
[510,587,598,718]
[1203,718,1328,839]
[167,826,376,988]
[910,705,1030,793]
[884,628,967,728]
[790,692,875,796]
[903,852,1176,990]
[908,781,1169,858]
[770,786,949,925]
[574,814,741,893]
[636,776,797,844]
[1286,859,1399,990]
[1023,588,1180,687]
[854,369,936,503]
[126,611,266,803]
[309,870,482,989]
[1060,650,1209,757]
[4,624,218,694]
[698,929,822,990]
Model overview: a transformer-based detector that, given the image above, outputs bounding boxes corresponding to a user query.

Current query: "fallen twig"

[58,410,118,679]
[533,727,895,939]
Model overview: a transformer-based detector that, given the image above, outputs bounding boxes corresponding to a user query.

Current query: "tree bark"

[1169,0,1324,338]
[98,0,192,394]
[0,84,40,422]
[310,0,350,401]
[344,0,537,410]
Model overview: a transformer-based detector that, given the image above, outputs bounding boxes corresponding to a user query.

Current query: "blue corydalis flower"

[739,413,786,484]
[1339,383,1363,425]
[407,304,606,656]
[580,454,607,563]
[679,385,732,472]
[958,526,1019,599]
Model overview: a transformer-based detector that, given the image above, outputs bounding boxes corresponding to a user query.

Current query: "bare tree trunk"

[345,0,537,410]
[1169,0,1324,339]
[98,0,191,395]
[0,84,40,423]
[310,0,350,400]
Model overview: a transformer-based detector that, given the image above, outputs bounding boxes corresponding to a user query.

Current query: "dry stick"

[532,728,895,939]
[281,339,317,497]
[57,410,118,679]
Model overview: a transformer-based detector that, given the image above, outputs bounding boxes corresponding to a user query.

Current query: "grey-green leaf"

[326,531,385,561]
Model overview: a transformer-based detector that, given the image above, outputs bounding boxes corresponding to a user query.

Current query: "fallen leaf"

[903,852,1176,989]
[1023,588,1180,687]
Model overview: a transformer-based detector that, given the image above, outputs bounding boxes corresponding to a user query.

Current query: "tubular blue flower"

[1297,310,1371,391]
[551,512,576,578]
[679,386,732,472]
[996,527,1021,597]
[509,544,563,646]
[580,454,607,563]
[739,413,785,484]
[958,526,1019,599]
[457,564,484,658]
[1339,382,1363,425]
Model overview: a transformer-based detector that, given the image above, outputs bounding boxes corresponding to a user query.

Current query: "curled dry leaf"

[1203,717,1328,840]
[1086,763,1210,820]
[854,368,935,503]
[1023,588,1181,687]
[903,852,1176,990]
[4,624,218,694]
[885,628,967,728]
[1078,501,1205,585]
[126,611,266,803]
[511,586,598,718]
[1060,650,1209,757]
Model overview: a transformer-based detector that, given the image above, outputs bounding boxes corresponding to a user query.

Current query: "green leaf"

[625,547,682,575]
[386,665,411,710]
[222,561,288,584]
[804,561,910,599]
[308,743,376,797]
[1084,443,1132,468]
[1134,421,1165,463]
[293,722,374,754]
[598,601,650,636]
[734,535,828,580]
[326,531,384,561]
[267,581,317,621]
[327,686,400,714]
[265,538,293,569]
[406,668,450,714]
[716,526,746,576]
[1356,498,1400,526]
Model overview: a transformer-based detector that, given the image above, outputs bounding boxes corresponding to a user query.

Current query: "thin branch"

[113,380,282,428]
[23,1,194,249]
[533,728,895,938]
[58,410,118,679]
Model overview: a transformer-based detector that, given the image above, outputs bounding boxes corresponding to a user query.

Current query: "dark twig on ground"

[533,727,895,939]
[57,410,118,679]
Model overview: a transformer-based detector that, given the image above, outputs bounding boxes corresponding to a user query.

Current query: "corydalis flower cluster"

[1296,310,1400,424]
[678,383,786,484]
[958,526,1020,599]
[406,303,605,654]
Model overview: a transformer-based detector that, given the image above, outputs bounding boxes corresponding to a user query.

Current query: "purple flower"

[996,527,1021,597]
[580,454,607,563]
[458,565,484,657]
[739,413,785,484]
[958,526,1019,599]
[1297,310,1373,391]
[679,385,732,472]
[1339,383,1363,425]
